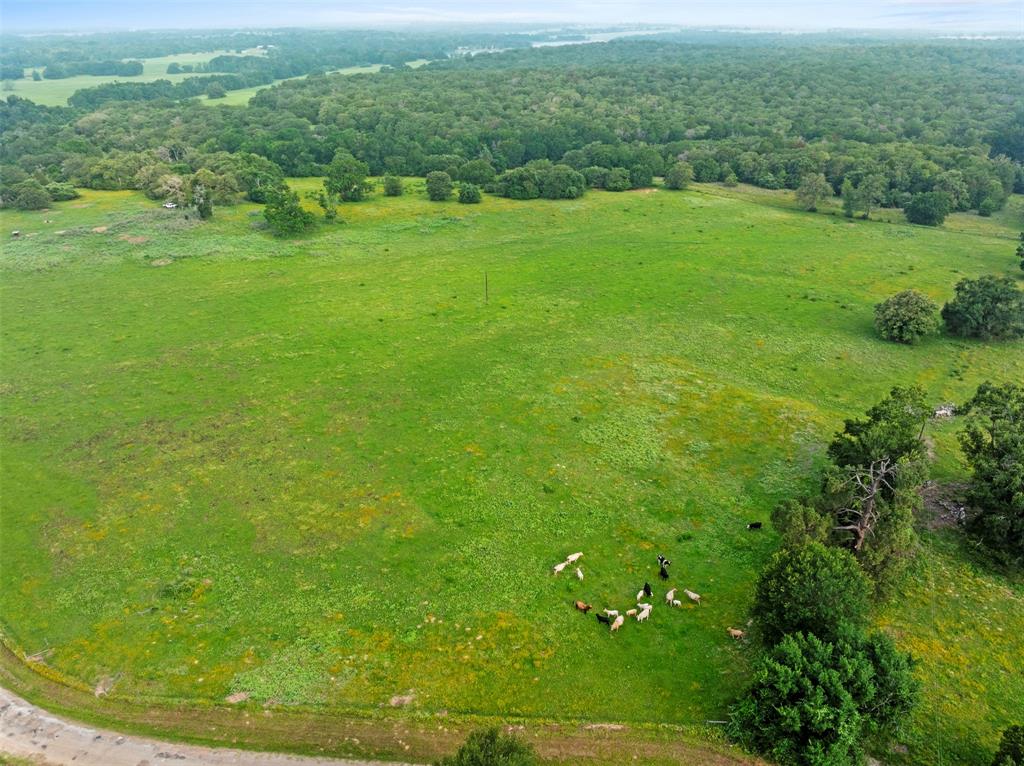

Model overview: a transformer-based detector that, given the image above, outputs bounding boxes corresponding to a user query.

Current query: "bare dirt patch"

[91,226,108,233]
[118,234,149,244]
[150,258,173,267]
[388,692,415,708]
[919,481,969,530]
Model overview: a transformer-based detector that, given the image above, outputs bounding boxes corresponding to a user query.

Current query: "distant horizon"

[1,0,1022,34]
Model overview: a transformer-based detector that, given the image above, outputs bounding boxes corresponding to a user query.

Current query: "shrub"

[582,166,610,188]
[425,171,453,201]
[6,179,51,210]
[941,275,1024,340]
[959,382,1024,565]
[206,82,227,99]
[263,185,314,236]
[874,289,939,344]
[904,191,952,226]
[45,182,80,201]
[436,727,539,766]
[664,161,694,190]
[751,542,870,645]
[382,175,403,197]
[538,164,586,199]
[993,726,1024,766]
[494,167,539,199]
[604,167,632,192]
[458,182,482,204]
[728,631,918,766]
[457,159,496,186]
[307,186,340,221]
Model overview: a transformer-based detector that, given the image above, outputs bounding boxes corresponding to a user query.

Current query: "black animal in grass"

[596,613,612,625]
[747,521,763,530]
[643,582,653,597]
[657,554,672,580]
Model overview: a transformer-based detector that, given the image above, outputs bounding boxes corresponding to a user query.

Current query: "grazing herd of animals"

[553,550,748,640]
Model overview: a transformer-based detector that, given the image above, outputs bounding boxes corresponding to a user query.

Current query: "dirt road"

[0,686,415,766]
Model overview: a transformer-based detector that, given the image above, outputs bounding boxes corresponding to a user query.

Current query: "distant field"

[0,182,1021,765]
[205,58,433,106]
[3,49,263,106]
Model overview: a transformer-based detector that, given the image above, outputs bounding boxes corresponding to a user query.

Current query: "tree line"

[1,36,1020,216]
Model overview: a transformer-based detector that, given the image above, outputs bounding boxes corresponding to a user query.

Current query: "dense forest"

[1,32,1022,216]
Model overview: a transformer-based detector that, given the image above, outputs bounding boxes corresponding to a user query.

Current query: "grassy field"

[205,59,433,107]
[3,50,263,106]
[0,181,1022,764]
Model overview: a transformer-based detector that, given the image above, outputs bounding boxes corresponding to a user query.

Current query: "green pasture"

[0,181,1021,763]
[4,49,263,106]
[203,59,433,107]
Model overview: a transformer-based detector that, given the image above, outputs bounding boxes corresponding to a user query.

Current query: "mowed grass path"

[1,184,1022,762]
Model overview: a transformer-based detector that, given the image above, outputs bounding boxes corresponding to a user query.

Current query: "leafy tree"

[993,726,1024,766]
[167,62,183,75]
[457,159,496,186]
[820,461,921,593]
[538,164,585,199]
[664,161,694,190]
[978,179,1007,217]
[751,542,870,645]
[206,82,227,99]
[458,182,482,204]
[722,168,739,187]
[263,185,314,236]
[728,631,917,766]
[841,178,857,218]
[604,167,632,192]
[959,382,1024,565]
[426,170,453,201]
[941,275,1024,340]
[874,289,939,344]
[325,151,371,202]
[1017,232,1024,272]
[383,175,403,196]
[771,499,830,549]
[905,191,952,226]
[185,175,213,219]
[436,727,539,766]
[827,385,929,470]
[628,163,654,189]
[31,70,42,81]
[795,172,832,211]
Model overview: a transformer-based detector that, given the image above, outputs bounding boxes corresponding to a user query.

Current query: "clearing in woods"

[0,181,1022,765]
[4,50,265,106]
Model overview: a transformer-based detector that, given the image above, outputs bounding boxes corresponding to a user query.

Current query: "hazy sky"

[1,0,1022,32]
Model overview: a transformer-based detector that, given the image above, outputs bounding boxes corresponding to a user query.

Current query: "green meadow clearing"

[203,59,433,107]
[0,181,1022,764]
[4,50,264,106]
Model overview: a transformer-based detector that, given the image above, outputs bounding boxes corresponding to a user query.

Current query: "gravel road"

[0,686,416,766]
